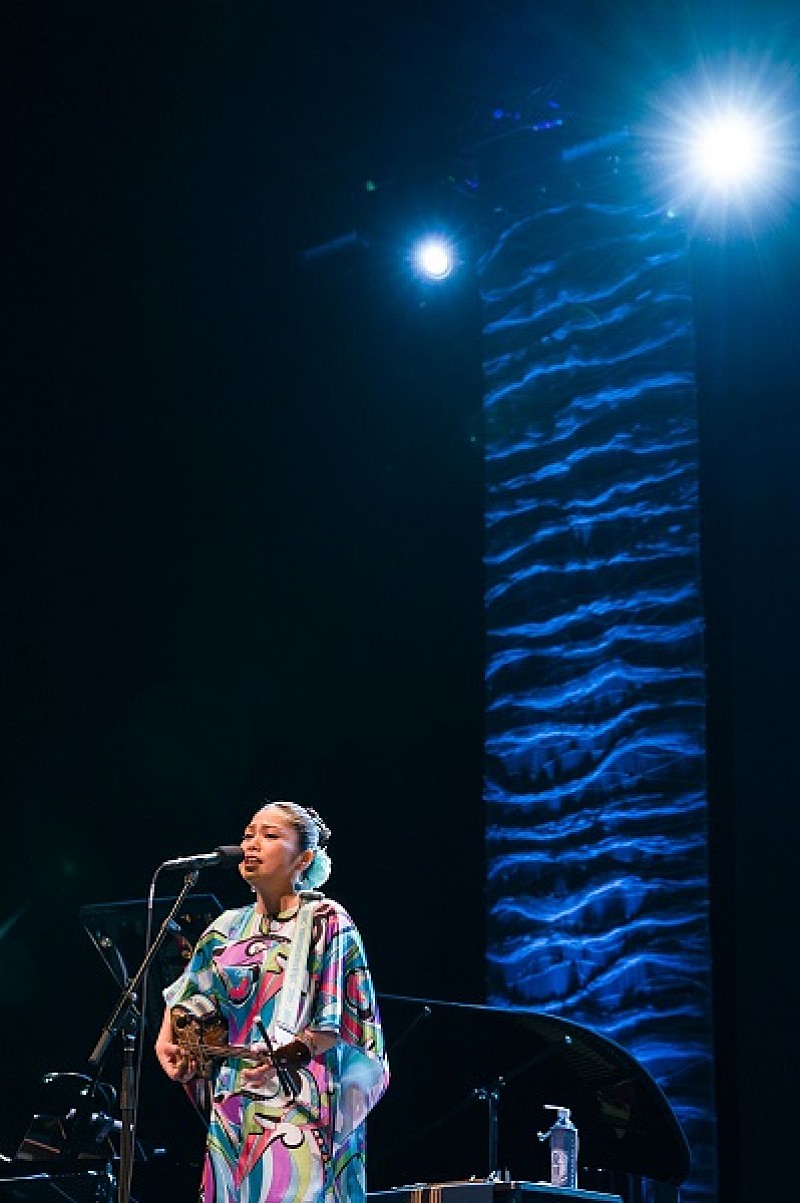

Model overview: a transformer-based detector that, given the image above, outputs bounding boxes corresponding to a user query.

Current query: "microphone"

[159,845,244,872]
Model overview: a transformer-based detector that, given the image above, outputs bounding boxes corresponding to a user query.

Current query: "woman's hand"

[241,1034,334,1094]
[155,1008,196,1083]
[240,1042,277,1089]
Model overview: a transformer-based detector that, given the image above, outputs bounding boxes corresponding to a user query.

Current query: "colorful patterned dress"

[163,897,388,1202]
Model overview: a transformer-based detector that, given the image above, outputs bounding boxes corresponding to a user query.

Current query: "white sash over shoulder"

[273,890,324,1042]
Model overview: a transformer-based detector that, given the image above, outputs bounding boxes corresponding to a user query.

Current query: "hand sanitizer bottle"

[538,1104,579,1189]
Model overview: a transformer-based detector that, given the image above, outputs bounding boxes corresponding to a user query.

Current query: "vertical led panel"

[481,139,715,1201]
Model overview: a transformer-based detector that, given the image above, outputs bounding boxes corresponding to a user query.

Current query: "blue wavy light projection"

[481,150,715,1201]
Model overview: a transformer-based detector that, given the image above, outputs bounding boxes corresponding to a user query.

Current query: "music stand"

[80,893,221,1037]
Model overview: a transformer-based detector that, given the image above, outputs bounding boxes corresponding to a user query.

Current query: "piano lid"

[370,995,690,1191]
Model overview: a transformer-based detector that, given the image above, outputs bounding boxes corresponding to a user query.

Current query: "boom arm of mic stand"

[86,870,200,1203]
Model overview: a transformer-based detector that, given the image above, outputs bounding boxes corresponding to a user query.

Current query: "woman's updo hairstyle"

[270,799,332,890]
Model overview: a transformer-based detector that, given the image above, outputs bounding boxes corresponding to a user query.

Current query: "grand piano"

[367,995,690,1203]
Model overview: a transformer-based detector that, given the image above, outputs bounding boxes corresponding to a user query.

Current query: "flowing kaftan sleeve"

[306,901,389,1163]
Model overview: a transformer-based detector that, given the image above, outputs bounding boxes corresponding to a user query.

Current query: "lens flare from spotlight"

[690,110,767,191]
[412,237,455,281]
[648,62,797,229]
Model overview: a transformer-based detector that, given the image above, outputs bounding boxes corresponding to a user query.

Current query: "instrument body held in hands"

[171,995,272,1079]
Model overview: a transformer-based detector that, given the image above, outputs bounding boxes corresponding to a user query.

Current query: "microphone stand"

[473,1076,504,1181]
[86,870,200,1203]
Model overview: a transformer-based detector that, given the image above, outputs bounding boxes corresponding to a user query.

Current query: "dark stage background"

[3,3,800,1202]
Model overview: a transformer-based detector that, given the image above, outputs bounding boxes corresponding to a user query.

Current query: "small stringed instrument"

[171,996,272,1079]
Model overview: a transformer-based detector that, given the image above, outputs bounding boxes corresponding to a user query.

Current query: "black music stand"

[1,890,223,1203]
[80,893,222,1036]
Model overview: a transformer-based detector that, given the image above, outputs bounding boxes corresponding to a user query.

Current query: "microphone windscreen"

[214,845,245,867]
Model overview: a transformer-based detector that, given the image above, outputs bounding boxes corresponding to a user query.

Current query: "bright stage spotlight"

[689,109,768,192]
[648,63,796,229]
[410,235,457,282]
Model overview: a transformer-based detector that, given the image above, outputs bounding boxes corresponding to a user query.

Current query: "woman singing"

[155,799,389,1202]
